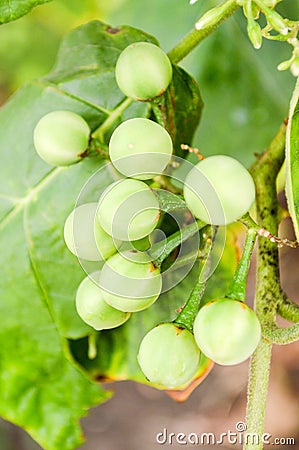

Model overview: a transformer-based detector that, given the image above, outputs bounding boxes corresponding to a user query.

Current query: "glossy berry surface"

[76,273,131,330]
[33,110,90,166]
[193,299,261,365]
[183,155,255,225]
[115,42,173,100]
[109,118,173,180]
[99,251,162,312]
[137,323,201,388]
[64,203,120,261]
[97,178,160,241]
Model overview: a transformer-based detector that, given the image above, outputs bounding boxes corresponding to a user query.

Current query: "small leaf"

[285,78,299,240]
[0,0,51,24]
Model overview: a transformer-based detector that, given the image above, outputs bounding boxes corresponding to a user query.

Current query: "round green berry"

[109,118,173,180]
[193,299,261,365]
[76,273,131,330]
[137,323,201,388]
[33,110,90,166]
[115,42,173,101]
[183,155,255,225]
[99,251,162,312]
[64,203,120,261]
[97,179,160,241]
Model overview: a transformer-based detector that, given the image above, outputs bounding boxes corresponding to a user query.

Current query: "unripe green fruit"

[115,42,173,101]
[99,251,162,312]
[193,299,261,365]
[97,179,160,241]
[137,323,201,388]
[33,110,90,166]
[183,155,255,225]
[109,118,173,180]
[76,273,131,330]
[64,203,120,261]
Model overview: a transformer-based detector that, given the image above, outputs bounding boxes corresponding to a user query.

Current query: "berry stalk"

[226,227,257,301]
[174,226,214,331]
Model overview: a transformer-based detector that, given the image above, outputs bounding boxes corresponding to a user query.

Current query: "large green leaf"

[0,19,204,449]
[285,78,299,240]
[0,21,154,450]
[0,0,51,24]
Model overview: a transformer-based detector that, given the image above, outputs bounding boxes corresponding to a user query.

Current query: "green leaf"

[152,65,203,158]
[285,78,299,240]
[0,0,51,24]
[0,20,164,449]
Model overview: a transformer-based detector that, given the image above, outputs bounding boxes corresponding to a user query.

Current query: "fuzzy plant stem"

[244,122,286,450]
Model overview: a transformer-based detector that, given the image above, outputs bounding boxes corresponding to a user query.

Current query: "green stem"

[174,227,214,331]
[174,280,206,332]
[239,212,260,231]
[277,294,299,323]
[244,122,286,450]
[262,321,299,344]
[245,339,272,450]
[227,228,257,301]
[150,220,205,267]
[168,0,240,63]
[91,97,133,141]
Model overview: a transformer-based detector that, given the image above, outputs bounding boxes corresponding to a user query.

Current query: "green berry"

[183,155,255,225]
[137,323,201,388]
[33,110,90,166]
[193,299,261,365]
[97,179,160,241]
[109,118,173,180]
[64,203,120,261]
[76,273,131,330]
[99,251,162,312]
[115,42,173,101]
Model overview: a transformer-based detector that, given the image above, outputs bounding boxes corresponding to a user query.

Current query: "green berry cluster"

[32,41,260,390]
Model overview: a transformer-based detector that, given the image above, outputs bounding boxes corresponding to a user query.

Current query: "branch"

[167,0,240,64]
[277,293,299,323]
[262,321,299,345]
[244,122,286,450]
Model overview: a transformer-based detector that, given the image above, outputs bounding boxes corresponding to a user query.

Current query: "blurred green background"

[0,0,298,448]
[0,0,298,167]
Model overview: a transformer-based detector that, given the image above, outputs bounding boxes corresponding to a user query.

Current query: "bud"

[247,20,262,49]
[195,0,234,31]
[265,10,289,35]
[195,7,224,30]
[291,58,299,77]
[277,59,292,71]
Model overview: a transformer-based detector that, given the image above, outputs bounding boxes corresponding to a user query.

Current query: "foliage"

[0,1,298,449]
[0,0,51,24]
